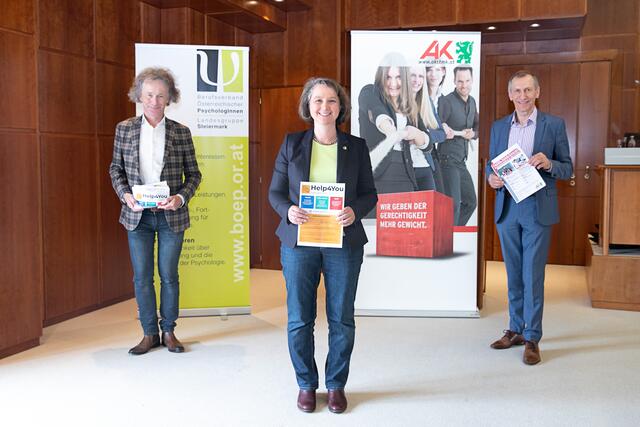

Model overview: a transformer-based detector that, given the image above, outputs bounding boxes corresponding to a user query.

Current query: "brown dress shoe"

[523,340,541,365]
[161,331,185,353]
[297,389,316,413]
[128,334,160,355]
[490,330,525,349]
[327,389,347,414]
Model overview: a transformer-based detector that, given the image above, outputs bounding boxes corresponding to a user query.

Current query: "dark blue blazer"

[486,111,573,226]
[269,129,378,249]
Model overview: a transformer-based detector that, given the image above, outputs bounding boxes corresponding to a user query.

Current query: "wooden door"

[485,53,614,266]
[258,87,307,270]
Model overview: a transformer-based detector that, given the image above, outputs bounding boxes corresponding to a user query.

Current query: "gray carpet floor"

[1,262,639,426]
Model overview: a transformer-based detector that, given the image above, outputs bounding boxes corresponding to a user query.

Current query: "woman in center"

[269,77,377,414]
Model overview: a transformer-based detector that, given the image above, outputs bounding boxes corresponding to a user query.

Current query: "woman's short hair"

[128,67,181,105]
[298,77,351,125]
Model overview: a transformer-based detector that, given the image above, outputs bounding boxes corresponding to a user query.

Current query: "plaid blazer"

[109,116,202,232]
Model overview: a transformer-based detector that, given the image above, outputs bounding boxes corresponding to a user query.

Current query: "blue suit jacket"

[486,111,573,226]
[268,129,378,249]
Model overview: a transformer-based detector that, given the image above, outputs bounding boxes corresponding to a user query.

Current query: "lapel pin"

[342,145,347,150]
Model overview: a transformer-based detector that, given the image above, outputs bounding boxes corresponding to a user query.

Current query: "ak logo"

[419,40,474,64]
[196,49,243,93]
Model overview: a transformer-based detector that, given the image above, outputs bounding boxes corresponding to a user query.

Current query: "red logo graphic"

[330,197,344,210]
[419,41,453,60]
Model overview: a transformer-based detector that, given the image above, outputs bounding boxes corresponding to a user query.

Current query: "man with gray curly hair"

[110,67,201,355]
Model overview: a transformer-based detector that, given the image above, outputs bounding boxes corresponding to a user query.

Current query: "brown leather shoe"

[161,331,185,353]
[490,330,525,349]
[296,389,316,413]
[523,340,541,365]
[327,389,347,414]
[128,334,160,355]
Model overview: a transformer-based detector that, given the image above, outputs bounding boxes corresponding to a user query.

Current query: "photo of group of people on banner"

[351,31,481,318]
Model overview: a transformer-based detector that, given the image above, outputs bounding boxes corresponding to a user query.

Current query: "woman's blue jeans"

[127,210,184,336]
[280,244,364,390]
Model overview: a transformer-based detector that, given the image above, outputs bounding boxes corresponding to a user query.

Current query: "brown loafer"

[327,389,347,414]
[128,334,160,355]
[296,389,316,413]
[161,331,185,353]
[523,340,541,365]
[490,330,525,349]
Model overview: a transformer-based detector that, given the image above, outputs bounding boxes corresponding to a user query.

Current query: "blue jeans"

[280,245,364,390]
[127,210,184,335]
[496,196,552,342]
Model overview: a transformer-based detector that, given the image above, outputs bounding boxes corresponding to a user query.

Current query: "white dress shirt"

[139,115,166,185]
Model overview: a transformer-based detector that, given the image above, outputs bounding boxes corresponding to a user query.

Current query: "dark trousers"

[439,154,477,226]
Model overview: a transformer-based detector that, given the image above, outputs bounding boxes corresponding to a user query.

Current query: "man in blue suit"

[487,70,573,365]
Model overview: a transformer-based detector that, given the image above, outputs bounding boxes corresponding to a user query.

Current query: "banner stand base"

[355,308,479,318]
[178,307,251,317]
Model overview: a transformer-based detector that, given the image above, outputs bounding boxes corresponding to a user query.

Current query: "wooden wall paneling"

[161,8,187,43]
[548,62,579,198]
[99,136,134,304]
[479,54,497,261]
[161,7,205,44]
[96,0,140,67]
[141,1,162,43]
[0,0,34,33]
[399,0,456,28]
[249,140,261,267]
[573,196,598,264]
[0,31,37,130]
[576,61,610,170]
[39,0,94,57]
[42,136,100,324]
[457,0,519,24]
[582,0,638,36]
[38,51,96,134]
[0,133,42,358]
[521,0,586,19]
[524,38,580,54]
[622,89,639,132]
[610,170,640,244]
[286,0,342,86]
[315,0,342,80]
[285,10,313,85]
[206,15,236,46]
[234,28,258,88]
[249,89,260,142]
[256,32,286,88]
[188,8,205,44]
[547,196,575,264]
[248,89,261,267]
[346,0,399,30]
[582,35,637,54]
[97,63,135,135]
[259,87,307,270]
[481,42,524,57]
[622,52,638,90]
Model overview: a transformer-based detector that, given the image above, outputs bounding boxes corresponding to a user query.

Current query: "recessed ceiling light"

[487,26,496,30]
[530,23,540,28]
[274,0,285,2]
[246,1,258,5]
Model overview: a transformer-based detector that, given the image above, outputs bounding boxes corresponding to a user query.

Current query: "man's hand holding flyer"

[132,181,171,208]
[491,144,546,203]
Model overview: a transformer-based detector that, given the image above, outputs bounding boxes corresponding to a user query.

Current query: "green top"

[309,139,338,183]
